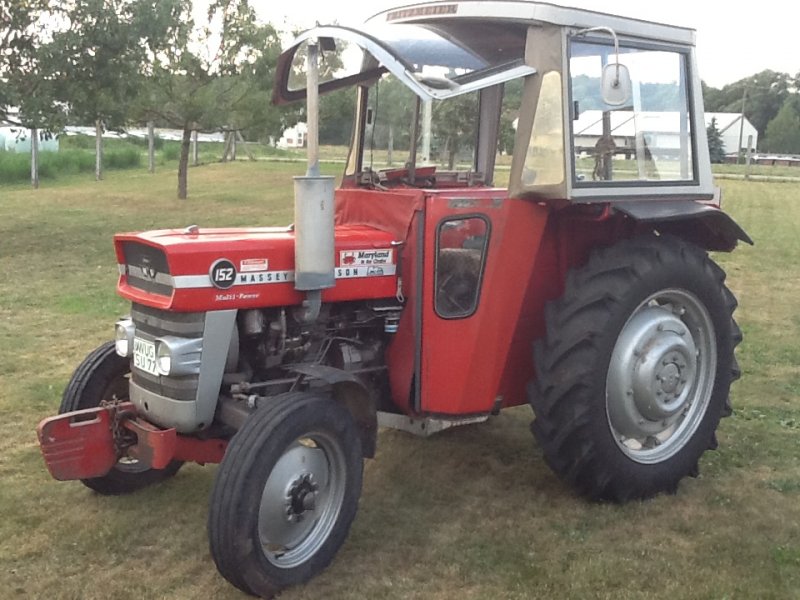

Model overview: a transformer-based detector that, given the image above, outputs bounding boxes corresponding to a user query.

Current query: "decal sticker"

[237,270,294,284]
[335,264,396,279]
[339,249,393,267]
[215,292,261,302]
[210,258,237,289]
[174,265,396,290]
[240,258,269,273]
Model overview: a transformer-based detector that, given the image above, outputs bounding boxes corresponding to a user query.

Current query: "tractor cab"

[274,2,716,204]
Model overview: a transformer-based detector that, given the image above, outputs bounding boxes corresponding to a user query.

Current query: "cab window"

[435,216,489,318]
[569,40,695,185]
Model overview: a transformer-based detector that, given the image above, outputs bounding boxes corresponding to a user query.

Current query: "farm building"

[0,126,60,153]
[705,112,758,154]
[573,111,758,158]
[277,122,307,149]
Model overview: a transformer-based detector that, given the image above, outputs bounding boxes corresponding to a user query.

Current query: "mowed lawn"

[0,163,798,599]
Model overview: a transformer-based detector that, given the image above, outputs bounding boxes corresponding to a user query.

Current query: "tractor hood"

[115,223,400,312]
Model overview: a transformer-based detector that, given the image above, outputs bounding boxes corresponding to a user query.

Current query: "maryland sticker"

[339,249,393,267]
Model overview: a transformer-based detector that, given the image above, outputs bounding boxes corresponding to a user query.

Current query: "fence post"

[31,127,39,189]
[148,121,155,173]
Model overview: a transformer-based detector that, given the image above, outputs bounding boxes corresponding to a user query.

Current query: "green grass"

[0,165,798,599]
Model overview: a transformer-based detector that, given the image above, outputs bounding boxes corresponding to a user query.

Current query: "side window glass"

[570,40,694,184]
[435,216,489,318]
[523,71,565,187]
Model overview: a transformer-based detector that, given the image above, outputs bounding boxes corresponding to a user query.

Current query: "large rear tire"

[60,341,182,495]
[208,391,363,598]
[530,234,741,501]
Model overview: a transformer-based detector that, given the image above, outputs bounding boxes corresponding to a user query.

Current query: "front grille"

[122,242,172,296]
[130,303,204,400]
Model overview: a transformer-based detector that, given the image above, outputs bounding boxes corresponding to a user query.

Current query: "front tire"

[208,391,363,598]
[60,341,182,495]
[530,234,741,501]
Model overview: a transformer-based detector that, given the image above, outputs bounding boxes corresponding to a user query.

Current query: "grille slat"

[130,303,204,401]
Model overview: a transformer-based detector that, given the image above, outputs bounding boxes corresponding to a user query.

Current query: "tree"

[764,97,800,154]
[432,93,478,169]
[2,1,68,188]
[136,0,286,199]
[0,0,47,121]
[52,0,145,181]
[706,117,726,163]
[319,89,356,146]
[704,70,792,141]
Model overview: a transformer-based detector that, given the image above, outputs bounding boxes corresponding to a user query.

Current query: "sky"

[250,0,796,88]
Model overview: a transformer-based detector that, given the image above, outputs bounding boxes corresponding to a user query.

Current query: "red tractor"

[38,2,750,598]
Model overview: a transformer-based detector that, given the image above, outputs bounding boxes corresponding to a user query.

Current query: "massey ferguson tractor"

[38,2,751,597]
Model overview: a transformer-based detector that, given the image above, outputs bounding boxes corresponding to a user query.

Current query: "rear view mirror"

[575,26,632,107]
[601,63,631,106]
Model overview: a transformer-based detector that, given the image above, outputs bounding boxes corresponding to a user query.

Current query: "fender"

[290,364,378,458]
[614,200,753,252]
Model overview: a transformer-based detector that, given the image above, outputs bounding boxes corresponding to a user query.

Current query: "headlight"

[115,318,135,357]
[156,342,172,376]
[153,336,202,377]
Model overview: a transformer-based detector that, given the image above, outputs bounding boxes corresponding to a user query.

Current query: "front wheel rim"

[258,431,347,569]
[606,289,717,464]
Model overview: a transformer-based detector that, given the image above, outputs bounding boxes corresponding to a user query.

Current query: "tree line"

[1,0,298,197]
[704,70,800,155]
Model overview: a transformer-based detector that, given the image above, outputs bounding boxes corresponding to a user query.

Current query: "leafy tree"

[135,0,285,199]
[0,0,48,121]
[706,117,726,163]
[764,97,800,154]
[362,74,416,167]
[319,89,356,146]
[499,78,523,156]
[2,1,68,187]
[703,70,792,141]
[52,0,145,180]
[431,93,478,169]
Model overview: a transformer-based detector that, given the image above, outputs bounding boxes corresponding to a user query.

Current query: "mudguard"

[290,364,378,458]
[614,200,753,252]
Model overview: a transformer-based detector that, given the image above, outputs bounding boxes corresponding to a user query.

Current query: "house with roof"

[573,110,758,159]
[705,112,758,154]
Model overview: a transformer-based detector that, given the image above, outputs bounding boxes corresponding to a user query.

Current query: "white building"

[573,110,758,157]
[704,112,758,154]
[0,126,60,153]
[277,122,307,149]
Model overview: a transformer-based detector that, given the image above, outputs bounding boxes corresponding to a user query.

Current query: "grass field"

[0,162,798,599]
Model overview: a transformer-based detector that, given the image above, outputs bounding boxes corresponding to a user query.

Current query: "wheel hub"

[286,474,319,522]
[606,291,716,464]
[257,433,347,569]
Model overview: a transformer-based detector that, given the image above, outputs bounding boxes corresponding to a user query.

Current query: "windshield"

[359,72,480,177]
[274,21,531,103]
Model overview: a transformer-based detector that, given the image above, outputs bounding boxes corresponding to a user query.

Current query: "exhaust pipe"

[294,41,335,320]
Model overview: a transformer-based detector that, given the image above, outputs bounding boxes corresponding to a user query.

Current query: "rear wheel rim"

[258,431,347,569]
[606,289,717,464]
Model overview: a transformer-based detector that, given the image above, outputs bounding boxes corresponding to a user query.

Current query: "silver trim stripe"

[127,264,174,286]
[120,265,398,290]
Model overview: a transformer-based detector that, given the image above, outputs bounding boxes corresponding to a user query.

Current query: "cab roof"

[368,1,696,46]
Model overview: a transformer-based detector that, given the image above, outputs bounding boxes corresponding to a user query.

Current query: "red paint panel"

[385,213,423,414]
[420,194,550,415]
[115,224,400,312]
[37,405,120,481]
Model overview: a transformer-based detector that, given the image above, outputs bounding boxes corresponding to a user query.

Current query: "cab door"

[419,193,550,415]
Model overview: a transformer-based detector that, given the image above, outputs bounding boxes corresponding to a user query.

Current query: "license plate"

[133,338,158,376]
